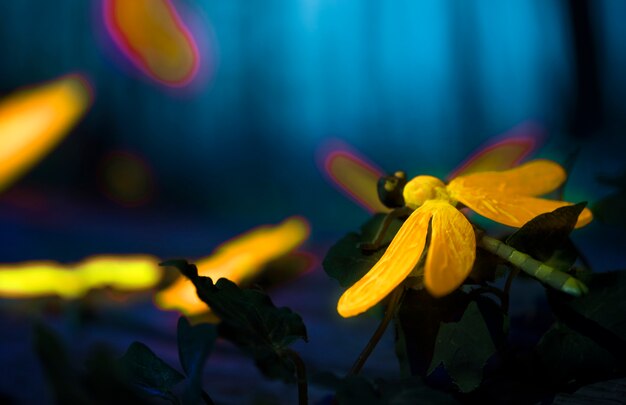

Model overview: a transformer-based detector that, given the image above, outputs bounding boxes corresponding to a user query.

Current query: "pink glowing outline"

[317,139,385,213]
[102,0,201,88]
[447,122,545,180]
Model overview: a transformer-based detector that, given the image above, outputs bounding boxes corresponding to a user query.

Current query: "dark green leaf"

[177,317,216,405]
[506,203,587,262]
[548,271,626,351]
[592,190,626,228]
[164,260,308,382]
[553,378,626,404]
[323,214,404,287]
[536,322,622,385]
[427,302,496,393]
[120,342,185,399]
[324,374,457,405]
[33,324,90,404]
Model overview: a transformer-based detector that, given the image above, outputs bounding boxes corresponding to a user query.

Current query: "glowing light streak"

[0,74,92,193]
[0,255,161,299]
[155,217,311,317]
[103,0,201,87]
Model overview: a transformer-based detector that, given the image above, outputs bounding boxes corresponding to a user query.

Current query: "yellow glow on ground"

[0,255,161,299]
[155,217,310,316]
[0,74,92,193]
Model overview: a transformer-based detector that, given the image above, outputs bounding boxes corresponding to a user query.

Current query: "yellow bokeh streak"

[0,74,91,193]
[0,255,161,299]
[155,217,310,316]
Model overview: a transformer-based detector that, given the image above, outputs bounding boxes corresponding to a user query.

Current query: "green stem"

[283,349,308,405]
[348,286,403,376]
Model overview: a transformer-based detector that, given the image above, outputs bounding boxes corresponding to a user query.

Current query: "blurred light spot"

[0,74,92,194]
[447,121,544,180]
[155,217,311,317]
[318,139,388,213]
[103,0,201,87]
[0,255,161,299]
[98,150,155,207]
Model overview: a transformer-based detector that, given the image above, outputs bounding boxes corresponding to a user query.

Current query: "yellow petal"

[337,203,435,317]
[449,159,566,197]
[448,186,592,229]
[0,74,92,193]
[155,217,310,316]
[424,201,476,297]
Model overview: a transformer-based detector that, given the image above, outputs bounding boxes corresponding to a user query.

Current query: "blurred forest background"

[0,1,625,252]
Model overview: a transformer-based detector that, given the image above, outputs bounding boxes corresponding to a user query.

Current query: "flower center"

[402,175,453,209]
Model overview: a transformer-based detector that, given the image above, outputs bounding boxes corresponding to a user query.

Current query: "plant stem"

[348,286,403,376]
[283,348,308,405]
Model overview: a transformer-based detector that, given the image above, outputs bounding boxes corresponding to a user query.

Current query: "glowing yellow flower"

[337,159,593,317]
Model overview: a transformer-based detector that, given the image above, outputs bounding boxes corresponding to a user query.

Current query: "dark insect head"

[377,171,407,208]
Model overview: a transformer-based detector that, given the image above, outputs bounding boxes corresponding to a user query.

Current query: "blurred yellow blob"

[104,0,200,86]
[0,74,92,193]
[156,217,310,317]
[0,255,161,299]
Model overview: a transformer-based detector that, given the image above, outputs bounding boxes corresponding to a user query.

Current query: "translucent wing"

[103,0,201,87]
[424,201,476,297]
[448,183,593,229]
[448,122,542,180]
[450,160,566,197]
[319,140,390,213]
[337,204,434,317]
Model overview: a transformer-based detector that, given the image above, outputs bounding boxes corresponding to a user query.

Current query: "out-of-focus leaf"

[323,214,404,288]
[552,378,626,404]
[177,317,216,405]
[548,271,626,349]
[427,302,496,393]
[322,374,457,405]
[120,342,184,400]
[592,191,626,228]
[254,252,315,289]
[164,260,307,382]
[507,203,586,262]
[536,322,622,385]
[33,324,90,404]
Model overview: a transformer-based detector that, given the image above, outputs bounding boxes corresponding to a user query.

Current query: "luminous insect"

[0,74,92,193]
[0,217,311,320]
[320,125,592,317]
[102,0,202,87]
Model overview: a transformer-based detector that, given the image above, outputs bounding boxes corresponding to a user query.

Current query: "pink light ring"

[447,121,546,180]
[316,138,385,213]
[101,0,206,89]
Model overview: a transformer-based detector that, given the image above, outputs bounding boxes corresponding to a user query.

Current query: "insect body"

[321,135,592,317]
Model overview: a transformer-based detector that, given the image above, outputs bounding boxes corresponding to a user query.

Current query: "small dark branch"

[359,207,412,251]
[201,390,214,405]
[283,349,308,405]
[469,285,507,313]
[348,286,404,376]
